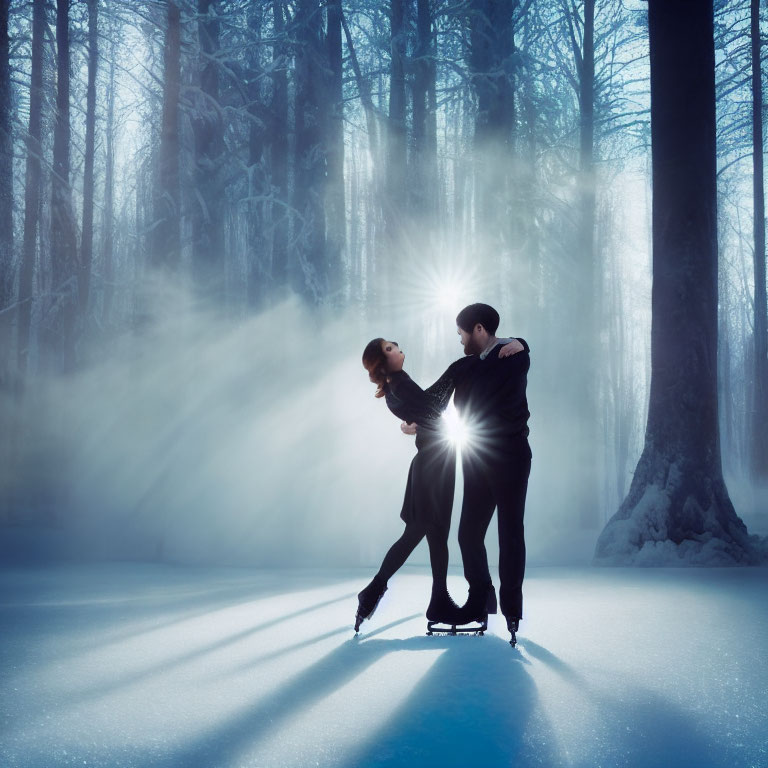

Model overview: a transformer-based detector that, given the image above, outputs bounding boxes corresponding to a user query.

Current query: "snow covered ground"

[1,563,766,768]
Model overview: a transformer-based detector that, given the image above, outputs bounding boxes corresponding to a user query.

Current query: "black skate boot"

[454,581,497,632]
[506,616,520,647]
[425,585,464,636]
[354,575,387,632]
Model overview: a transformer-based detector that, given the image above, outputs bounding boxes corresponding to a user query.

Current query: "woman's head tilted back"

[363,338,404,397]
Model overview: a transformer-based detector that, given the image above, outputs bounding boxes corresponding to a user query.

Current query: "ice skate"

[425,585,475,635]
[507,616,520,647]
[426,618,487,636]
[452,581,497,632]
[354,575,387,632]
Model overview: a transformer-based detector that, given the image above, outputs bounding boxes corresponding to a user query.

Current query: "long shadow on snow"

[165,615,423,767]
[167,621,554,768]
[339,631,551,768]
[521,638,739,768]
[65,592,356,703]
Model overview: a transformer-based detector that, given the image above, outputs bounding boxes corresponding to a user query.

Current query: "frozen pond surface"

[1,563,766,767]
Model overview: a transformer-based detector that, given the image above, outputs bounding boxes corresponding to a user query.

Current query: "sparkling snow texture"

[1,564,766,768]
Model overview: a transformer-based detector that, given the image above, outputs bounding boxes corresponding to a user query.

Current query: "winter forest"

[2,1,768,766]
[0,0,767,568]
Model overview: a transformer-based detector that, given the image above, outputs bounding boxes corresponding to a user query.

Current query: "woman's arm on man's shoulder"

[498,337,529,358]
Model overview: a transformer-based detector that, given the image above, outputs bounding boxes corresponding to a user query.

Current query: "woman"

[355,336,520,632]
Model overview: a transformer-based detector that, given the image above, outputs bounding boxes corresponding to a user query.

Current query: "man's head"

[456,303,500,356]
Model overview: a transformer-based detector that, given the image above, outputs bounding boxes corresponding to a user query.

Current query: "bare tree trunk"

[519,10,539,297]
[453,93,469,246]
[341,9,379,160]
[341,3,382,292]
[0,0,13,384]
[191,0,225,297]
[48,0,79,371]
[17,0,45,383]
[609,248,632,506]
[151,0,181,269]
[750,0,768,483]
[595,0,753,565]
[349,145,360,300]
[102,37,116,324]
[326,0,345,300]
[376,0,408,315]
[576,0,600,527]
[271,0,289,291]
[79,0,98,318]
[412,0,437,220]
[425,2,437,211]
[467,0,514,249]
[293,0,328,302]
[386,0,407,239]
[245,4,267,307]
[719,276,734,476]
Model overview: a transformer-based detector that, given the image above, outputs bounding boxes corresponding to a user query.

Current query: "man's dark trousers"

[458,436,531,620]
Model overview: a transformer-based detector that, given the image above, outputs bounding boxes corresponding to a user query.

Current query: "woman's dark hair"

[362,338,389,398]
[456,303,500,335]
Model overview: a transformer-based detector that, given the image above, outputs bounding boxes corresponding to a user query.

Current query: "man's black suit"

[453,339,531,621]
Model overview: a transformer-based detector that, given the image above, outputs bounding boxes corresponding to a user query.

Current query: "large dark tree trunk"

[151,0,182,269]
[191,0,225,297]
[0,0,13,384]
[48,0,79,371]
[293,0,328,303]
[750,0,768,483]
[79,0,98,318]
[17,0,45,383]
[594,0,755,565]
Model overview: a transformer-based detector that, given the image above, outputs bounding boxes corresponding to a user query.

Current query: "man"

[452,303,531,646]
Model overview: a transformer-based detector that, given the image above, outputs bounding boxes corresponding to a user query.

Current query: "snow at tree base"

[593,475,765,566]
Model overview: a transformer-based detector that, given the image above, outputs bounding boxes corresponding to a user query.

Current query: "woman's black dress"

[384,357,476,530]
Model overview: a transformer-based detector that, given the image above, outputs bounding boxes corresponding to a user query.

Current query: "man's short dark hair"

[456,303,500,335]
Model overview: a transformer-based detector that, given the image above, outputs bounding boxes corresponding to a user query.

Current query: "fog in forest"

[1,0,767,568]
[1,247,644,567]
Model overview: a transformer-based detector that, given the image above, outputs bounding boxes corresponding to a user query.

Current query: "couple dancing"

[355,303,531,646]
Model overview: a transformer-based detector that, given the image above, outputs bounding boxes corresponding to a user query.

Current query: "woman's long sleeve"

[423,358,474,414]
[386,358,475,424]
